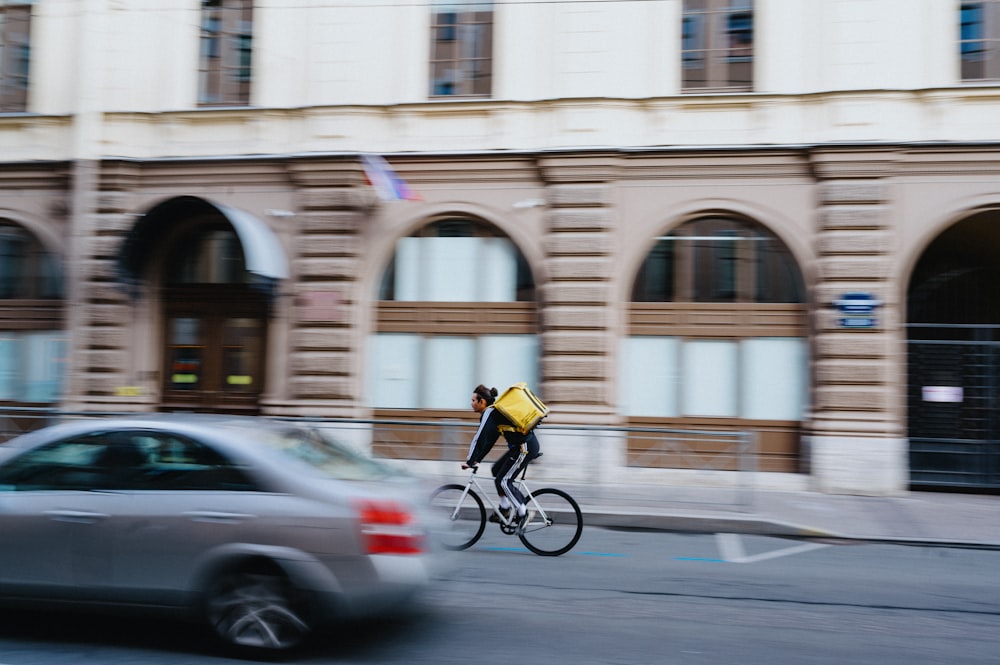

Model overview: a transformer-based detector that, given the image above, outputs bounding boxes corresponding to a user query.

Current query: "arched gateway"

[907,211,1000,490]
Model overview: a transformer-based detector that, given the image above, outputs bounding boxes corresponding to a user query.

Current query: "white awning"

[215,202,290,280]
[118,196,289,294]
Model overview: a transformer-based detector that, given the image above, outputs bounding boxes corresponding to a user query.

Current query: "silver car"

[0,414,436,655]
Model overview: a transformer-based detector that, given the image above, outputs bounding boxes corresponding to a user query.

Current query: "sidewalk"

[559,482,1000,550]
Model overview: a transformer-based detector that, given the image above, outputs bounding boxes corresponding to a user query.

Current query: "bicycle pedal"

[489,509,511,524]
[515,510,532,535]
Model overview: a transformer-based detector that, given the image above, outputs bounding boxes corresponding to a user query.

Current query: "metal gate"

[907,324,1000,489]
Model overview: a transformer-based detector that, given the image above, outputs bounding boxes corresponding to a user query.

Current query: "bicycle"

[429,455,583,556]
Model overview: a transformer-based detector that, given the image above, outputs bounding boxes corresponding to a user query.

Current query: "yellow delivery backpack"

[493,382,549,435]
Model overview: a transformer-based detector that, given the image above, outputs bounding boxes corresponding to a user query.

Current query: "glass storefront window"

[222,317,261,393]
[369,333,539,410]
[168,318,202,391]
[0,332,66,403]
[619,336,806,420]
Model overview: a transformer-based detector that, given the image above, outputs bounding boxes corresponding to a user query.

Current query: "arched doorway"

[118,197,288,414]
[907,211,1000,490]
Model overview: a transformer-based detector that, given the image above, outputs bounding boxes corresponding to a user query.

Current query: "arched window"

[621,215,808,472]
[164,223,249,286]
[0,224,63,299]
[632,216,804,303]
[370,218,538,411]
[0,222,65,404]
[377,219,533,302]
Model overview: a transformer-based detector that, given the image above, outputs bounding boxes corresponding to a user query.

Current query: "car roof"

[3,413,302,449]
[0,413,410,491]
[70,412,291,429]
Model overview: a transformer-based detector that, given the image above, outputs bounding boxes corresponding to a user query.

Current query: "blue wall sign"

[834,292,881,329]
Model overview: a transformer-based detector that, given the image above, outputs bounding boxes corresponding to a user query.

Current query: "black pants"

[491,432,540,510]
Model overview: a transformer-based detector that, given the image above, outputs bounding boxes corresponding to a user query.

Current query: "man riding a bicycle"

[432,387,581,555]
[463,384,541,533]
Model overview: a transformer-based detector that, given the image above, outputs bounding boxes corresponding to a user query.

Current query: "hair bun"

[490,387,498,397]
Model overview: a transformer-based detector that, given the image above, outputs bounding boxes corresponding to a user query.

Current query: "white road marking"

[716,533,830,563]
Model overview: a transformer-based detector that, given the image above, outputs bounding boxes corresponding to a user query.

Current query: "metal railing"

[0,408,757,510]
[0,406,61,442]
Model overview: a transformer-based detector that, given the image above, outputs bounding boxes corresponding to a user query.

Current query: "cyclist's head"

[471,384,497,412]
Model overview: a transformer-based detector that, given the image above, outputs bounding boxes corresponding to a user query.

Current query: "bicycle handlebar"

[463,444,540,478]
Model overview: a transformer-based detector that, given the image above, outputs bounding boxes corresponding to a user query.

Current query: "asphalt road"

[0,527,997,665]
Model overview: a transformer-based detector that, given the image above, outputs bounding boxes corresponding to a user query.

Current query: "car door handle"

[46,510,110,524]
[184,511,254,524]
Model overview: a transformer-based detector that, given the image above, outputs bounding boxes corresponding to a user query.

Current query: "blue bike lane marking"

[482,547,626,556]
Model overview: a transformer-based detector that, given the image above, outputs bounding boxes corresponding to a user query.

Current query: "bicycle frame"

[432,454,583,555]
[452,466,547,529]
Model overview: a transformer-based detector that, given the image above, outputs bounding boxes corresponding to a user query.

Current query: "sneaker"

[515,510,529,534]
[489,507,511,524]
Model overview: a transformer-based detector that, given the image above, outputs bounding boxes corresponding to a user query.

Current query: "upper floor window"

[0,3,30,112]
[430,0,493,98]
[682,0,753,92]
[198,0,252,106]
[961,1,1000,80]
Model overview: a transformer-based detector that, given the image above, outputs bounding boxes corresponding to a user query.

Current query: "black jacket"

[465,406,527,466]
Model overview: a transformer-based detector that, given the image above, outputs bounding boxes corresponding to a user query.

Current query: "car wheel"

[205,569,311,654]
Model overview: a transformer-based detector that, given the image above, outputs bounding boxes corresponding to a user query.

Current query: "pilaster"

[805,151,907,494]
[537,155,621,423]
[276,159,372,417]
[62,160,148,410]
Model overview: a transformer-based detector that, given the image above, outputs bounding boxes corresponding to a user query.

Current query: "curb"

[581,509,1000,550]
[582,509,837,538]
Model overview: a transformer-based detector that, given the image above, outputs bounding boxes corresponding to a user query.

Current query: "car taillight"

[354,499,426,555]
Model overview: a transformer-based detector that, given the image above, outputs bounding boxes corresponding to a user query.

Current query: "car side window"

[0,432,119,491]
[0,430,259,492]
[120,432,259,491]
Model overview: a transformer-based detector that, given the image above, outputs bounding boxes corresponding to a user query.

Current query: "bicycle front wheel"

[429,484,486,551]
[518,488,583,556]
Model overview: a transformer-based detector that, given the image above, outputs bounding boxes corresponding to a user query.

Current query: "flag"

[360,153,422,201]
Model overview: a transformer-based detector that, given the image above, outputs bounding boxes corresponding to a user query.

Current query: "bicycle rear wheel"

[518,488,583,556]
[429,484,486,550]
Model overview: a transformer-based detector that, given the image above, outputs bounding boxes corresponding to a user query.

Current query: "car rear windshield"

[252,426,399,482]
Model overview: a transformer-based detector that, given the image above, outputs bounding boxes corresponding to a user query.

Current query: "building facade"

[2,0,1000,494]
